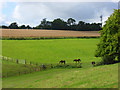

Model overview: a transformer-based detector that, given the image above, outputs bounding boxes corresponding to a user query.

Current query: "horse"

[73,59,81,63]
[92,61,95,66]
[59,60,65,64]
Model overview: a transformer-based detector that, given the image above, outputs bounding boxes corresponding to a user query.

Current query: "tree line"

[0,18,102,31]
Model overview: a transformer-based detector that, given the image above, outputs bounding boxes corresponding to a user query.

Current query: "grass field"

[2,38,119,88]
[1,29,100,38]
[2,63,118,88]
[2,38,101,66]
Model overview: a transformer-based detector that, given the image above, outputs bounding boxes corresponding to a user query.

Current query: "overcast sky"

[0,1,119,27]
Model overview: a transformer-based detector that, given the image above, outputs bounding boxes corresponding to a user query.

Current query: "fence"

[1,56,83,78]
[1,56,54,78]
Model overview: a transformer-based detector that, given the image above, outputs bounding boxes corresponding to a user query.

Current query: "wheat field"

[0,29,100,38]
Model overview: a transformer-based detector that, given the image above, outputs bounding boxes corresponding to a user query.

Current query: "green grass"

[2,63,118,88]
[2,38,118,88]
[2,38,101,65]
[2,60,43,77]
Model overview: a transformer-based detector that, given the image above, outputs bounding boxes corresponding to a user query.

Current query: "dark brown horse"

[59,60,65,64]
[73,59,81,63]
[92,61,95,66]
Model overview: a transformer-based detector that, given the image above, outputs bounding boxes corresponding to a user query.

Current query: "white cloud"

[0,1,10,25]
[88,8,113,24]
[12,2,81,26]
[11,2,117,26]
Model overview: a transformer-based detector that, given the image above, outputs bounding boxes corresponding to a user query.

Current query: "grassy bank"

[2,63,118,88]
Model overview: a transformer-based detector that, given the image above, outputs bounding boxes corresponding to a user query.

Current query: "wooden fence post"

[16,59,18,64]
[25,59,26,64]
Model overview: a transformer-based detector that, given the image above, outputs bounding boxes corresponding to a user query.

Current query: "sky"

[0,0,119,27]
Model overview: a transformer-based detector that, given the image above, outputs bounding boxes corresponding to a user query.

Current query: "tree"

[26,25,32,29]
[41,18,47,27]
[52,18,67,30]
[9,22,19,29]
[67,18,76,26]
[1,25,8,29]
[19,25,26,29]
[95,9,120,63]
[35,18,52,29]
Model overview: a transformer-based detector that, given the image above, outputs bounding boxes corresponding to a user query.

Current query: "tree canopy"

[95,9,120,63]
[1,18,102,31]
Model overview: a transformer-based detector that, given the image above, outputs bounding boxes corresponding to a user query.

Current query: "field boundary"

[2,56,82,78]
[1,36,100,40]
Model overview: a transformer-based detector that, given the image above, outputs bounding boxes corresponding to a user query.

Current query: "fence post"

[16,59,18,64]
[25,59,26,64]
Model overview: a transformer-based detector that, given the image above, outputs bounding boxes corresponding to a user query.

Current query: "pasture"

[2,38,119,88]
[2,63,118,88]
[2,38,101,67]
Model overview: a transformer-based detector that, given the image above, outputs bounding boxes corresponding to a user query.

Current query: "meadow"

[2,38,100,65]
[2,38,118,88]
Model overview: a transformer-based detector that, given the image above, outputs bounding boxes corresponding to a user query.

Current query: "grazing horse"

[73,59,81,63]
[92,61,95,66]
[59,60,65,64]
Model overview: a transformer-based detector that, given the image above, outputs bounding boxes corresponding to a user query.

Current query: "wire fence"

[1,56,85,78]
[2,56,54,78]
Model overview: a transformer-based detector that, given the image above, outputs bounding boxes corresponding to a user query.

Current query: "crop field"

[1,29,100,38]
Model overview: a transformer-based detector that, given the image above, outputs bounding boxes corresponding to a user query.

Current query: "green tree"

[9,22,19,29]
[19,25,26,29]
[52,18,67,30]
[1,25,8,29]
[26,25,32,29]
[36,18,52,29]
[95,9,120,63]
[67,18,76,26]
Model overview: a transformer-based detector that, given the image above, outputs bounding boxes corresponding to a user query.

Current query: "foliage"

[1,25,9,29]
[95,9,120,63]
[96,55,115,65]
[1,18,102,31]
[9,22,19,29]
[67,18,76,26]
[52,18,67,30]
